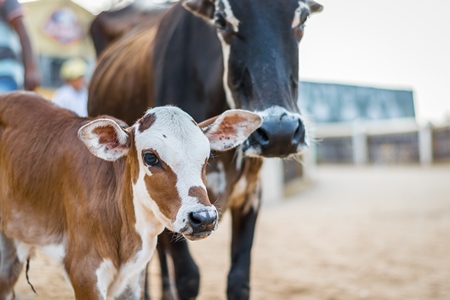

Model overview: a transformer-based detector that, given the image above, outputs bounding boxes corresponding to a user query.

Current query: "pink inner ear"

[215,120,236,136]
[92,126,120,149]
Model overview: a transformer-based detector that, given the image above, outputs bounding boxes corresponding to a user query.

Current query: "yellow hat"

[60,58,87,81]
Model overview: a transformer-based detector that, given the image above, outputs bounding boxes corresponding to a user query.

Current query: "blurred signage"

[43,7,83,45]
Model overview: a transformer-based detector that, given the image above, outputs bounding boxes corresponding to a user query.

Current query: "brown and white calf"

[0,92,261,300]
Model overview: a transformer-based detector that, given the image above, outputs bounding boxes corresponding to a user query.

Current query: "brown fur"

[0,92,148,298]
[138,112,156,133]
[90,3,171,57]
[188,186,210,206]
[89,27,158,126]
[143,149,181,221]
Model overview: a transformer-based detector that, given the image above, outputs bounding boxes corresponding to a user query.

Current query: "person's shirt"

[0,0,24,88]
[52,84,88,117]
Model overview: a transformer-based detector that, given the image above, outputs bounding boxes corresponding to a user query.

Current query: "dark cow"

[88,1,323,299]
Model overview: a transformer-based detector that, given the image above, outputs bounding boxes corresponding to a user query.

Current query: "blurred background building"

[21,0,95,96]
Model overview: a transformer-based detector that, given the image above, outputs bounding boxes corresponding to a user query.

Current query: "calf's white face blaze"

[80,106,262,241]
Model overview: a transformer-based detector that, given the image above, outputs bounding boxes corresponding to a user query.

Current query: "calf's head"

[79,107,261,240]
[183,0,322,157]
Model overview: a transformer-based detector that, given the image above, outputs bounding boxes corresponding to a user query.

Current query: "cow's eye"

[299,10,310,28]
[214,13,228,31]
[143,152,160,167]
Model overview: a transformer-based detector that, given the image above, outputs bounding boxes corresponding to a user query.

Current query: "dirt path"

[15,165,450,300]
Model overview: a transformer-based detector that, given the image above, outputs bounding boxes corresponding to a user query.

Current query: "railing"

[433,125,450,162]
[261,120,450,203]
[312,119,450,164]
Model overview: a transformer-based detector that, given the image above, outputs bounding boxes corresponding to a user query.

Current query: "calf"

[0,92,261,299]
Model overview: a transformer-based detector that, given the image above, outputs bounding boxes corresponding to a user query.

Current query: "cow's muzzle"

[243,111,306,157]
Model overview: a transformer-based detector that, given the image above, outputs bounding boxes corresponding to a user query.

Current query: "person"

[0,0,39,92]
[52,58,88,117]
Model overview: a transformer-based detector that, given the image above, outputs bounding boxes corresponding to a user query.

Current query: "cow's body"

[0,92,261,300]
[90,1,173,57]
[88,1,322,299]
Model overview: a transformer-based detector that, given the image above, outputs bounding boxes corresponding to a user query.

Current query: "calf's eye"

[143,153,160,167]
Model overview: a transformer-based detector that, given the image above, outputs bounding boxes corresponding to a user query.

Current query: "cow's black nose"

[247,115,305,157]
[188,209,217,232]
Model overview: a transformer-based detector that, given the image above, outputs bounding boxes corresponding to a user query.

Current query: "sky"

[20,0,450,123]
[299,0,450,123]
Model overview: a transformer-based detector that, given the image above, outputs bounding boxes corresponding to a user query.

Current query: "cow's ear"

[78,119,130,161]
[307,0,324,13]
[199,110,262,151]
[182,0,215,20]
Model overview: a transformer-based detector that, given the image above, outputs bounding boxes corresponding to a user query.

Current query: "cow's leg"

[227,194,261,300]
[0,232,25,300]
[158,230,200,300]
[144,263,151,300]
[115,269,147,300]
[66,257,109,300]
[171,237,200,300]
[155,233,176,300]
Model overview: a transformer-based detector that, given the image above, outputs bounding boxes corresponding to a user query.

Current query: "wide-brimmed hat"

[60,58,87,80]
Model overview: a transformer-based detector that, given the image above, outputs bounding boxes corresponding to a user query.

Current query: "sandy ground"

[14,165,450,300]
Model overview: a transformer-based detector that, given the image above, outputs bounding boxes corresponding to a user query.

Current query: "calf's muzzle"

[188,209,217,233]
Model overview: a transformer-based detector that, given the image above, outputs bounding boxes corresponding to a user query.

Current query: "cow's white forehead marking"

[216,0,240,32]
[292,1,310,28]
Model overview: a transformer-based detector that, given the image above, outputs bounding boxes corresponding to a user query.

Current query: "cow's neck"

[153,3,228,122]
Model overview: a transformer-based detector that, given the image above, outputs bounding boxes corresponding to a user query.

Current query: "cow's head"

[182,0,322,157]
[78,107,261,240]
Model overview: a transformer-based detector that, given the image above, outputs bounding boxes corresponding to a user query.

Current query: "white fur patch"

[14,240,33,262]
[96,259,117,298]
[229,175,248,208]
[206,161,227,196]
[38,243,66,263]
[109,233,157,297]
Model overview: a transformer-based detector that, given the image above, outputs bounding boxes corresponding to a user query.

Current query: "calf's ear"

[78,119,130,161]
[182,0,215,20]
[199,110,262,151]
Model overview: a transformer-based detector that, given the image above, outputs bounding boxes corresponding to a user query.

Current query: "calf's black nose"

[188,209,217,232]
